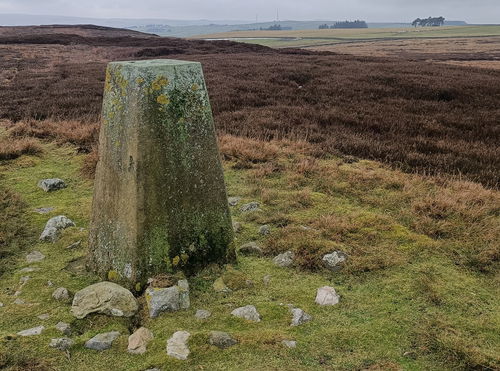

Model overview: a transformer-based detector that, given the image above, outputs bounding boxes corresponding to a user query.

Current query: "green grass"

[195,25,500,48]
[0,138,499,370]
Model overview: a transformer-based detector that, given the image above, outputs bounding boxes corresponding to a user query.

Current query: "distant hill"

[0,14,469,38]
[0,24,155,38]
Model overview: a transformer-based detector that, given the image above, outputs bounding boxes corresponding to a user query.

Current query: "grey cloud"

[0,0,498,23]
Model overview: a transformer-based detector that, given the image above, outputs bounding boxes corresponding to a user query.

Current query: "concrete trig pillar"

[89,59,235,288]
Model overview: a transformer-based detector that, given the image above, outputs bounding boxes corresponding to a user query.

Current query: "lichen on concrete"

[89,59,234,287]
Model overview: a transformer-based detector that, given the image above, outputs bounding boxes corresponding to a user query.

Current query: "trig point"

[88,59,235,288]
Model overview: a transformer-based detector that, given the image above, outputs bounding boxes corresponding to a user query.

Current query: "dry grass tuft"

[0,137,42,160]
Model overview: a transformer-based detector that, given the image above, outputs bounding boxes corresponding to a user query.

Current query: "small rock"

[166,331,190,360]
[47,280,54,287]
[245,279,254,287]
[273,251,294,267]
[55,321,71,335]
[145,280,190,318]
[290,307,312,326]
[195,309,211,320]
[213,277,231,293]
[38,178,66,192]
[228,197,241,206]
[66,240,81,249]
[19,276,30,285]
[71,281,138,319]
[232,222,242,233]
[14,290,22,297]
[85,331,120,351]
[52,287,70,302]
[38,313,50,320]
[50,337,74,351]
[238,242,263,256]
[263,275,271,286]
[240,202,260,212]
[315,286,340,306]
[322,251,348,271]
[128,327,154,354]
[40,215,75,242]
[209,331,238,349]
[26,250,45,263]
[145,369,161,371]
[258,225,271,235]
[0,302,4,307]
[19,267,39,273]
[282,340,297,348]
[13,298,25,305]
[17,325,44,336]
[231,305,261,322]
[34,207,55,214]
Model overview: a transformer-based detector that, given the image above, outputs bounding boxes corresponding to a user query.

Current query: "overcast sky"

[0,0,498,23]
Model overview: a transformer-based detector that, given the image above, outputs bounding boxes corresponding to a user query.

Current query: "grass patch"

[0,136,498,370]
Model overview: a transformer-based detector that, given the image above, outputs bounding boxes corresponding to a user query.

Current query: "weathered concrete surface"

[89,60,235,287]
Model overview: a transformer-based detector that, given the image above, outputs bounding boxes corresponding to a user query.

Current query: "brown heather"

[0,26,499,187]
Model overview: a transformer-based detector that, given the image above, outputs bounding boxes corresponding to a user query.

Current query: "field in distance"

[191,25,500,48]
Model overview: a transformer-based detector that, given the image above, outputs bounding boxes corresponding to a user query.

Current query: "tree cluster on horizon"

[412,16,445,27]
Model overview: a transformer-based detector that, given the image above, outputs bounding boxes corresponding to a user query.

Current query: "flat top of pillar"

[109,59,200,69]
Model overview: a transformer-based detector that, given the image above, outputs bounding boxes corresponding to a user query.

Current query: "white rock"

[282,340,297,348]
[128,327,154,354]
[195,309,211,319]
[13,298,25,305]
[258,225,271,235]
[273,251,294,267]
[231,305,261,322]
[85,331,120,350]
[39,215,75,242]
[166,331,190,360]
[37,178,66,192]
[290,307,312,326]
[315,286,340,306]
[240,202,260,212]
[71,281,138,319]
[228,196,241,206]
[146,279,190,318]
[52,287,70,301]
[50,337,74,351]
[38,313,50,320]
[238,242,263,256]
[322,251,348,271]
[26,250,45,263]
[55,321,71,335]
[19,267,40,273]
[17,325,44,336]
[0,302,3,307]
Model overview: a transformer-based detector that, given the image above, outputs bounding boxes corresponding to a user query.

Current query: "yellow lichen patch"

[191,83,199,91]
[152,76,169,91]
[107,270,119,281]
[172,255,180,266]
[135,282,142,291]
[181,253,189,263]
[135,77,145,85]
[156,94,170,105]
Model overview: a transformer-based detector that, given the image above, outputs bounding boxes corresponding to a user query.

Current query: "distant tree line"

[319,20,368,29]
[412,17,445,27]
